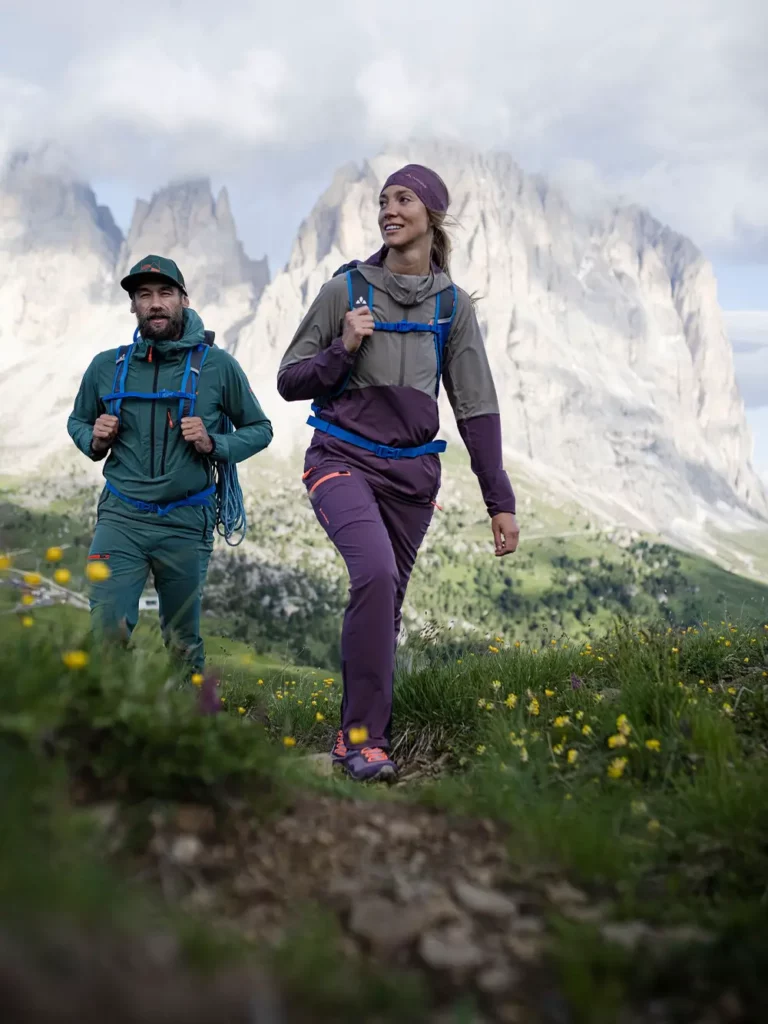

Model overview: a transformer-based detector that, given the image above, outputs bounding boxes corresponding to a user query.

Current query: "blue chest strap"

[307,266,456,460]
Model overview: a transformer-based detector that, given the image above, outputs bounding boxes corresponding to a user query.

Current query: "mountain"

[0,150,268,473]
[234,144,767,534]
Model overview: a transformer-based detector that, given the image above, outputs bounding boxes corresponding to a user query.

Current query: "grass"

[3,535,768,1019]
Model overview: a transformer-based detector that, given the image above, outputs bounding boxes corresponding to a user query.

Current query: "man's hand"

[341,306,375,353]
[91,414,119,453]
[181,416,214,454]
[491,512,520,557]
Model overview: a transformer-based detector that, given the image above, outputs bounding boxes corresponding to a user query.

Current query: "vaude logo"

[355,296,367,306]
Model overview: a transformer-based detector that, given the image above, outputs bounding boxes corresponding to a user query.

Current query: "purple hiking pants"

[304,462,434,750]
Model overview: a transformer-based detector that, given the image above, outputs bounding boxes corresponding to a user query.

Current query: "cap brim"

[120,272,187,294]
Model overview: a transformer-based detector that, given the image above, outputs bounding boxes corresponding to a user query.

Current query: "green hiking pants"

[87,491,215,672]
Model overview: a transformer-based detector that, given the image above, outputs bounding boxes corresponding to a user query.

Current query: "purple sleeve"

[277,338,356,402]
[457,413,516,516]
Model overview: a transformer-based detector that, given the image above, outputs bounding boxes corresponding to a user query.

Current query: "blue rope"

[214,416,247,546]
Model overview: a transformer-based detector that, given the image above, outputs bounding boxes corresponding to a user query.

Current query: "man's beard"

[137,306,184,341]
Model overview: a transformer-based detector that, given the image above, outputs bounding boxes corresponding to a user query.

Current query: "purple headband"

[381,163,450,213]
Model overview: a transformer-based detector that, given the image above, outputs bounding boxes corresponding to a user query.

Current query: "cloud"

[0,0,767,263]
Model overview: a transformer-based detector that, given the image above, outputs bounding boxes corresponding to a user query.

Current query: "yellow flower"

[671,647,679,654]
[85,561,111,582]
[616,714,632,736]
[608,734,628,749]
[315,712,324,722]
[62,650,89,670]
[597,656,604,662]
[275,692,283,700]
[53,568,71,585]
[491,680,501,690]
[23,572,42,587]
[544,689,555,697]
[519,746,529,763]
[190,673,204,686]
[630,799,648,816]
[476,744,486,754]
[488,645,499,653]
[594,693,604,703]
[21,594,34,606]
[645,739,661,752]
[647,819,661,833]
[348,726,369,744]
[727,687,737,695]
[744,658,749,664]
[514,641,521,648]
[238,706,246,715]
[0,554,11,571]
[722,703,734,716]
[567,749,578,765]
[724,640,731,647]
[46,546,63,562]
[553,743,564,755]
[581,724,593,736]
[553,715,570,728]
[504,693,518,709]
[607,756,628,779]
[21,615,34,628]
[575,711,584,721]
[527,698,540,716]
[282,736,296,747]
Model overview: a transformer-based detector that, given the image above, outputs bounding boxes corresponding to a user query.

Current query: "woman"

[277,164,519,781]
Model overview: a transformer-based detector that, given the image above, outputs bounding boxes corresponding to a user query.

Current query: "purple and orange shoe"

[344,746,398,782]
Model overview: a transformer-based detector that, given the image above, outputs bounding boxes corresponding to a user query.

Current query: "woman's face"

[378,185,430,248]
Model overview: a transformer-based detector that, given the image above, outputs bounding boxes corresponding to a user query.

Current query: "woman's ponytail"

[428,210,453,277]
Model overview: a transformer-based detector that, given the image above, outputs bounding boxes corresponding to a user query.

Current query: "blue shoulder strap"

[109,328,140,421]
[433,283,458,396]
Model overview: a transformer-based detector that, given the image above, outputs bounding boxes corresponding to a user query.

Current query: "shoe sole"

[345,763,398,784]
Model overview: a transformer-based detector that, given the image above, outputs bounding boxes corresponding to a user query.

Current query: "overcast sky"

[1,0,766,468]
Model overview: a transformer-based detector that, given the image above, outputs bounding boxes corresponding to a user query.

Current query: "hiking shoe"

[344,747,397,782]
[331,729,348,765]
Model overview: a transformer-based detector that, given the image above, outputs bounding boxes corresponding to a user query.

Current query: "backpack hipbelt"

[306,267,456,460]
[105,480,216,517]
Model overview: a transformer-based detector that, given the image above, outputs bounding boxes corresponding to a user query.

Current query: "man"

[68,255,272,672]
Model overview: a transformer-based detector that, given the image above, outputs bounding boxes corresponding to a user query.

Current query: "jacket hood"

[355,263,451,308]
[133,308,206,359]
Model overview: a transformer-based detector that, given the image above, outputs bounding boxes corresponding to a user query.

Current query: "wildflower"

[527,698,540,716]
[315,712,324,722]
[457,658,462,664]
[348,726,369,744]
[608,734,628,749]
[257,678,264,686]
[630,799,648,816]
[727,687,737,695]
[553,743,564,755]
[725,640,731,647]
[504,693,518,709]
[23,572,42,587]
[323,677,334,684]
[514,641,521,648]
[671,647,679,654]
[607,757,628,779]
[647,819,661,833]
[597,656,604,662]
[594,693,604,703]
[567,749,578,765]
[46,546,63,562]
[478,698,487,709]
[275,692,283,700]
[544,689,555,697]
[553,715,570,728]
[238,706,246,715]
[722,703,734,716]
[744,658,749,664]
[62,650,89,670]
[616,714,632,736]
[488,645,499,653]
[21,594,34,606]
[0,554,11,570]
[190,673,204,686]
[476,744,486,755]
[532,649,538,654]
[645,739,661,752]
[21,616,33,628]
[53,568,71,584]
[85,561,111,582]
[698,679,705,685]
[581,724,593,736]
[282,736,296,747]
[491,680,501,690]
[570,674,583,690]
[519,746,529,763]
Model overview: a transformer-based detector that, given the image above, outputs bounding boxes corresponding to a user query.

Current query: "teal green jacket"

[68,309,272,505]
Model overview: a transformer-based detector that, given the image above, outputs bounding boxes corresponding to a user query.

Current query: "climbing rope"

[214,416,247,547]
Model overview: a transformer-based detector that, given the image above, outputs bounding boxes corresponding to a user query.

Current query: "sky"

[0,0,766,470]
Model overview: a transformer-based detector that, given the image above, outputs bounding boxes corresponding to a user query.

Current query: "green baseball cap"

[120,254,187,295]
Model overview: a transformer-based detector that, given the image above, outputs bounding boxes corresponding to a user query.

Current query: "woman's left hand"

[491,512,519,557]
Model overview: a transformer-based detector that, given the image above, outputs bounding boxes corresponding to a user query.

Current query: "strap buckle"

[374,443,402,460]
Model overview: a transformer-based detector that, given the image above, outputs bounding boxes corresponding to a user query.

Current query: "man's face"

[131,281,189,340]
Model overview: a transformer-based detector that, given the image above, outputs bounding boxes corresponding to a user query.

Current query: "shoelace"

[333,730,347,756]
[360,747,389,763]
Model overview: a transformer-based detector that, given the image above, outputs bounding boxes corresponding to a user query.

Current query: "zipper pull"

[148,345,153,363]
[167,410,174,429]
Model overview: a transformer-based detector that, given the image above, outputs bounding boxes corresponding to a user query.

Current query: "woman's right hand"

[341,306,375,353]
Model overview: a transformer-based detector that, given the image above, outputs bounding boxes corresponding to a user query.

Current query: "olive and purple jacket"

[277,256,516,516]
